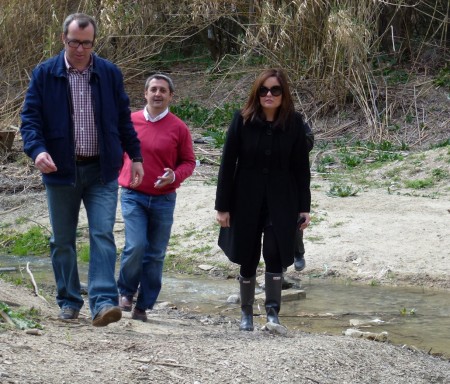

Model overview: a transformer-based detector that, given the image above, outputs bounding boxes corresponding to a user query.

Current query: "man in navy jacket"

[20,13,144,326]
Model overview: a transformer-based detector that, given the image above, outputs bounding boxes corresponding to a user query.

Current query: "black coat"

[215,111,311,269]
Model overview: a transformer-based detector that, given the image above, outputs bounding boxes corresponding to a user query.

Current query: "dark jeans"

[46,162,119,319]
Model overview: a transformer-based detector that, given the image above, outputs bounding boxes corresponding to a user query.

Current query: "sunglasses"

[259,86,282,97]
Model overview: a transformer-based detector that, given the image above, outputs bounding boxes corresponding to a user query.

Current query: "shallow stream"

[1,255,449,359]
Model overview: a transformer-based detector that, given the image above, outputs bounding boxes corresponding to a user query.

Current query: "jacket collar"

[51,50,98,78]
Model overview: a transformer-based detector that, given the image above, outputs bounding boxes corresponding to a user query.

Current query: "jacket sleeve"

[214,111,241,212]
[20,66,47,161]
[294,113,311,213]
[173,122,196,185]
[114,68,142,160]
[303,121,315,153]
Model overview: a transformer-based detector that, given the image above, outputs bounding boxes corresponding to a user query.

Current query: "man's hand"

[34,152,57,174]
[154,168,174,189]
[129,162,144,188]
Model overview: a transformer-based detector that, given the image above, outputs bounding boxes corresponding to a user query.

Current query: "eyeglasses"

[66,39,94,49]
[259,86,282,97]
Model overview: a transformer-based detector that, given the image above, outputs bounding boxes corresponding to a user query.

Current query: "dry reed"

[0,0,448,142]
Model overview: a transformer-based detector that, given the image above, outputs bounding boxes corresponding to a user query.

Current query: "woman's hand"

[298,212,311,230]
[216,211,230,228]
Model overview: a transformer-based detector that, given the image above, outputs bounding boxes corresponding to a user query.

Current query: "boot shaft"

[264,272,283,312]
[238,275,256,331]
[239,275,256,307]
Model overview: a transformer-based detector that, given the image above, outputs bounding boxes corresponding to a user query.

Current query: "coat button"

[264,149,271,156]
[266,129,272,135]
[262,168,269,174]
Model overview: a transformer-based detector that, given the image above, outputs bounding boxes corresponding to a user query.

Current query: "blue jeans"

[45,162,119,318]
[117,188,176,310]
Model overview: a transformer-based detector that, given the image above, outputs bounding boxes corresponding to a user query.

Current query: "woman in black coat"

[215,68,311,331]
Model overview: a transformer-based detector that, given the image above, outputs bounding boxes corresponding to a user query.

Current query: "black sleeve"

[303,121,315,153]
[214,111,241,212]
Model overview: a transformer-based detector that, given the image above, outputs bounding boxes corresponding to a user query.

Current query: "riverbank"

[1,166,450,382]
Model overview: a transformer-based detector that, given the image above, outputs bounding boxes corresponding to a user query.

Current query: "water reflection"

[1,255,449,359]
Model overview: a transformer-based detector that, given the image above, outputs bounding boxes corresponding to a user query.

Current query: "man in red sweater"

[117,74,196,321]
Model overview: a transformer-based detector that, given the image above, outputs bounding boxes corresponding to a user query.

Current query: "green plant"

[171,99,209,127]
[14,217,28,225]
[205,127,227,148]
[78,243,90,262]
[383,68,410,85]
[431,168,449,181]
[433,65,450,88]
[399,307,416,316]
[339,153,362,168]
[0,226,49,256]
[319,154,336,166]
[404,178,434,189]
[328,184,360,197]
[0,302,42,330]
[0,274,24,286]
[192,244,213,254]
[163,253,197,274]
[375,151,403,163]
[429,139,450,149]
[306,235,325,242]
[405,113,414,124]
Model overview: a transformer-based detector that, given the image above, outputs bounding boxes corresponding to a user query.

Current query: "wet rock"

[226,294,239,304]
[154,301,177,310]
[198,264,215,271]
[349,318,385,326]
[80,282,88,295]
[25,329,43,336]
[264,322,288,335]
[343,328,388,341]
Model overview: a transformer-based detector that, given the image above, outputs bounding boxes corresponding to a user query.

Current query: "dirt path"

[1,171,450,383]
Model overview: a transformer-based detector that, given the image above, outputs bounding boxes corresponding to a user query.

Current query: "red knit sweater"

[119,110,196,195]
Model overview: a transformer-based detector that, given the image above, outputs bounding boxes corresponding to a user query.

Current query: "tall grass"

[0,0,448,142]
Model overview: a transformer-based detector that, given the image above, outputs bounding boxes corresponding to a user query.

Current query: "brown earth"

[1,156,450,383]
[1,69,449,384]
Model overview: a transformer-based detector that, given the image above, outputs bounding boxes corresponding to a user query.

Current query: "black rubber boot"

[239,275,256,331]
[294,253,306,271]
[265,272,283,325]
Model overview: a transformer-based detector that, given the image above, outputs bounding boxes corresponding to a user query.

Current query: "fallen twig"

[26,262,48,303]
[0,309,15,326]
[0,205,23,215]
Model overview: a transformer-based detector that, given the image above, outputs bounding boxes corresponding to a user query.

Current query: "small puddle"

[1,255,449,359]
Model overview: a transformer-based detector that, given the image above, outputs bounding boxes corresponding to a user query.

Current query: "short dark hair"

[145,74,175,94]
[63,13,97,39]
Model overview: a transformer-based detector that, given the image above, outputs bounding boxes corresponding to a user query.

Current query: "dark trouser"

[296,227,305,256]
[240,224,282,278]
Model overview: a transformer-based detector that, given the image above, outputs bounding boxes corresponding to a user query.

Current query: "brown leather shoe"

[119,295,133,312]
[58,307,79,320]
[92,305,122,327]
[131,308,147,322]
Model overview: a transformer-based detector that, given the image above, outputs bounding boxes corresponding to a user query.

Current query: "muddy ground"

[1,155,450,383]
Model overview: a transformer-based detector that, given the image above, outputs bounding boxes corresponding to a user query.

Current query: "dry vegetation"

[0,1,448,144]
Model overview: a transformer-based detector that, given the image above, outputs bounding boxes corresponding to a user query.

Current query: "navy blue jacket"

[20,50,141,185]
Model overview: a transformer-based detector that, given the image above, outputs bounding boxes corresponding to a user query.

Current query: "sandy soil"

[1,151,449,383]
